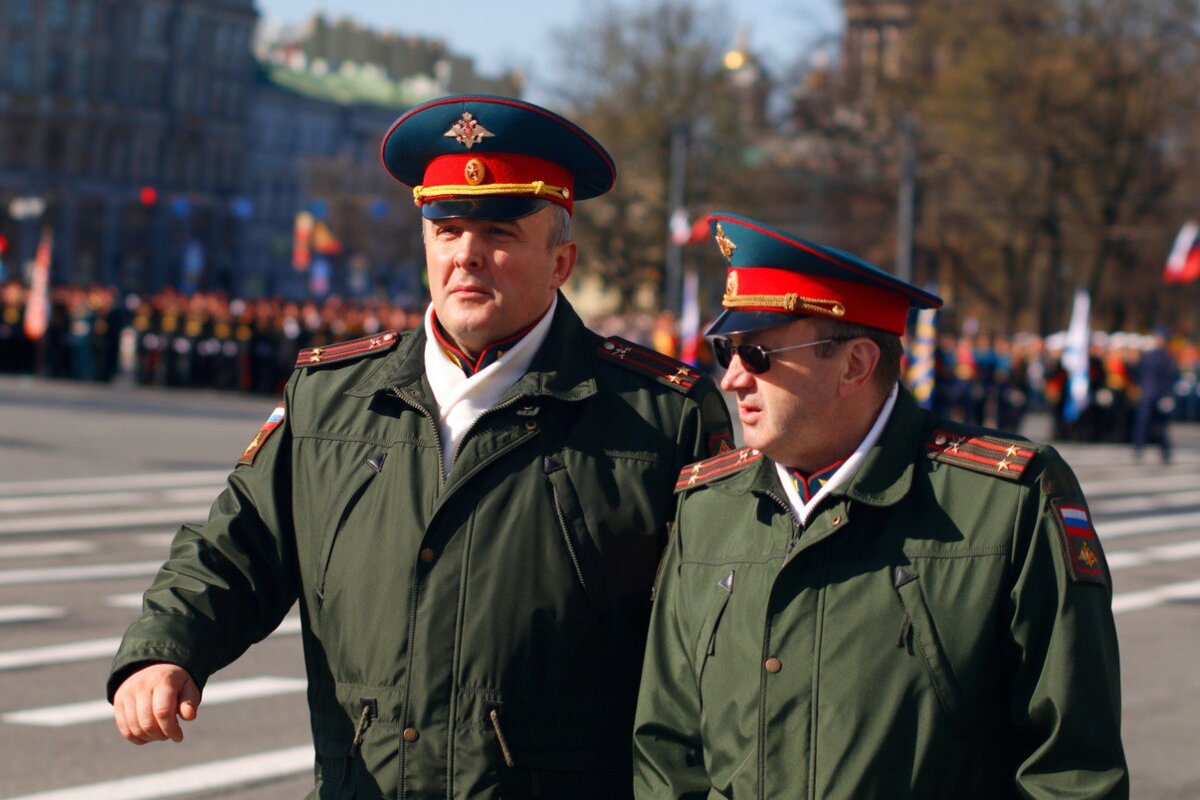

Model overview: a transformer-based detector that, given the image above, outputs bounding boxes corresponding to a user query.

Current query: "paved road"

[0,375,1198,798]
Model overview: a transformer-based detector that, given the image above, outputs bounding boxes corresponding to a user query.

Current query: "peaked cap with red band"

[381,94,616,220]
[704,212,943,336]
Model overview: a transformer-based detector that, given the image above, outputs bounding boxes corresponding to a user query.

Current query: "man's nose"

[452,233,485,270]
[719,354,753,392]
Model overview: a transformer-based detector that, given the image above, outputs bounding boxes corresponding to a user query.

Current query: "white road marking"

[1113,579,1200,615]
[1096,511,1200,540]
[0,605,67,624]
[0,540,96,559]
[0,617,301,672]
[0,506,212,536]
[3,744,313,800]
[1107,540,1200,570]
[105,592,145,609]
[1080,472,1200,497]
[3,676,307,727]
[0,487,220,514]
[1089,488,1200,515]
[0,560,164,586]
[0,470,229,497]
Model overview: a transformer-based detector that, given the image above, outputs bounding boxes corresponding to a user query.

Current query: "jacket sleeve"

[106,377,300,701]
[633,511,711,799]
[1007,447,1128,798]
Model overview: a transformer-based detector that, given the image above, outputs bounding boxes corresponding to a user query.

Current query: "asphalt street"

[0,374,1198,798]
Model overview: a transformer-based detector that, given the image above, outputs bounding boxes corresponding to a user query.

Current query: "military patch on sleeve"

[296,330,399,368]
[596,337,702,393]
[675,447,763,493]
[237,403,285,467]
[1050,499,1108,586]
[925,429,1035,481]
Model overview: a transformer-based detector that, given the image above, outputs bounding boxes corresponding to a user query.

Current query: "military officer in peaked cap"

[633,213,1127,798]
[108,95,731,798]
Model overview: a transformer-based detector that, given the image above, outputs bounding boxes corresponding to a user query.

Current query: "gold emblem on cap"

[444,112,495,149]
[715,223,737,261]
[726,270,739,299]
[464,158,486,185]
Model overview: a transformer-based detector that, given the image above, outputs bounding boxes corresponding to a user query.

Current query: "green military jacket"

[633,388,1127,799]
[108,298,731,799]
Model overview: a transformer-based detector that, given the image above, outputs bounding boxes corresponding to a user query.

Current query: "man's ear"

[550,241,577,289]
[839,338,881,397]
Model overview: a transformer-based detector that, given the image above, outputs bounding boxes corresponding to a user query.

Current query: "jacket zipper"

[390,386,446,489]
[765,490,802,557]
[550,489,589,592]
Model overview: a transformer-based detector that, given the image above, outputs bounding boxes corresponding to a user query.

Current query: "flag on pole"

[22,226,52,341]
[292,211,314,271]
[669,209,710,247]
[1061,289,1091,425]
[312,220,342,255]
[906,307,938,409]
[1164,221,1200,284]
[678,270,701,365]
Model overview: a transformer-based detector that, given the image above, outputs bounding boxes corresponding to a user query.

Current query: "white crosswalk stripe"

[0,605,67,624]
[3,676,308,727]
[3,745,313,800]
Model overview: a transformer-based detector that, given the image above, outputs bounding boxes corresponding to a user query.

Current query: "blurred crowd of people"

[3,281,1199,452]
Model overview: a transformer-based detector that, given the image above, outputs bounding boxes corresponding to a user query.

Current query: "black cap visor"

[421,197,551,221]
[704,309,804,337]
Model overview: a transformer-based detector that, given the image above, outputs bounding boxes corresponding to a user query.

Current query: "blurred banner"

[1062,289,1091,424]
[906,306,938,409]
[1164,220,1200,283]
[22,226,52,341]
[679,270,700,364]
[292,211,314,271]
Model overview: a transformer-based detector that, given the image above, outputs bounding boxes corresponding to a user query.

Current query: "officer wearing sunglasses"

[633,212,1127,799]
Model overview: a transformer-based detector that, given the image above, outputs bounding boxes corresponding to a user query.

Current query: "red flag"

[23,226,52,341]
[312,220,342,255]
[1164,221,1200,283]
[292,211,313,271]
[669,210,711,246]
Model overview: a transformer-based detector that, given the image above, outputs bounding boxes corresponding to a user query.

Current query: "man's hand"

[112,663,201,744]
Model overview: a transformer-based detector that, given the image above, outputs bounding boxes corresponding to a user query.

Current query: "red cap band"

[724,266,911,334]
[419,153,575,214]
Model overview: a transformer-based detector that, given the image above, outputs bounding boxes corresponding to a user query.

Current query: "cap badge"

[715,223,738,261]
[464,158,486,185]
[444,112,495,149]
[726,270,739,299]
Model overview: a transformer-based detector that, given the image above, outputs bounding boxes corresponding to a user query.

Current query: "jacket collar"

[346,292,598,402]
[716,385,926,508]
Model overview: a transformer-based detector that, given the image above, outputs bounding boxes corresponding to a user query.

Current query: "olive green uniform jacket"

[107,298,731,799]
[633,388,1127,799]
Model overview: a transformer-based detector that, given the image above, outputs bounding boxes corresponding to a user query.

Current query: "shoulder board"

[295,330,400,368]
[925,428,1035,481]
[596,336,702,394]
[676,447,764,493]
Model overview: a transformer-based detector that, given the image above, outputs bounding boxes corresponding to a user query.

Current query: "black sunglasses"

[711,336,851,374]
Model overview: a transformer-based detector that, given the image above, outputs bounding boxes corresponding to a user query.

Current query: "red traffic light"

[139,186,158,206]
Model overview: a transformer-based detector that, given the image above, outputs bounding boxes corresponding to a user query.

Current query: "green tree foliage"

[887,0,1200,333]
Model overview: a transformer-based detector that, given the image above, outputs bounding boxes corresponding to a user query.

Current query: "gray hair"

[545,204,573,250]
[810,319,904,395]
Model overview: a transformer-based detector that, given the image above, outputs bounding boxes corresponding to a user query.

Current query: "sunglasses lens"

[740,345,768,373]
[712,338,733,368]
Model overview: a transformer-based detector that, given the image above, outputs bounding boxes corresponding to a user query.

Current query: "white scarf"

[776,382,899,526]
[423,295,557,476]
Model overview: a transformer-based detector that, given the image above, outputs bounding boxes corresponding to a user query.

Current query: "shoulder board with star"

[925,428,1036,481]
[675,447,764,493]
[295,330,400,368]
[596,336,702,394]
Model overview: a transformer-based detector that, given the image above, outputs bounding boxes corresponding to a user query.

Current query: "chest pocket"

[893,569,966,730]
[694,569,735,690]
[315,453,386,607]
[544,456,609,611]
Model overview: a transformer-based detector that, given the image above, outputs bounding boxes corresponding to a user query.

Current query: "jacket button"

[403,727,420,743]
[419,548,435,564]
[831,515,842,525]
[764,657,783,674]
[525,421,538,431]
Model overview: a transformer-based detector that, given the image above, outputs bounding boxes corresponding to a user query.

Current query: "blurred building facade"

[0,1,520,298]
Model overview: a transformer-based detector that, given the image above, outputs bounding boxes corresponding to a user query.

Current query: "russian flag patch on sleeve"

[1051,499,1107,586]
[237,403,285,467]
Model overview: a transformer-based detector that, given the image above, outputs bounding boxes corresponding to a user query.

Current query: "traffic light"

[139,186,158,206]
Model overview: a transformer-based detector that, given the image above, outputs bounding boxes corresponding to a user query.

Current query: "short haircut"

[811,319,904,394]
[545,204,573,250]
